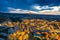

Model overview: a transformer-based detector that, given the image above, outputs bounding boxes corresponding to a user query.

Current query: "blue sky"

[0,0,60,14]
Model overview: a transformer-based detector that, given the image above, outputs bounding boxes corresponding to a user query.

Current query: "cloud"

[31,4,41,10]
[33,6,41,10]
[31,5,53,11]
[7,6,60,15]
[32,5,60,11]
[51,6,60,11]
[7,7,37,13]
[37,6,60,15]
[0,0,60,13]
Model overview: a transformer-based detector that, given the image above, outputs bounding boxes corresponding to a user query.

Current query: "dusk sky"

[0,0,60,14]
